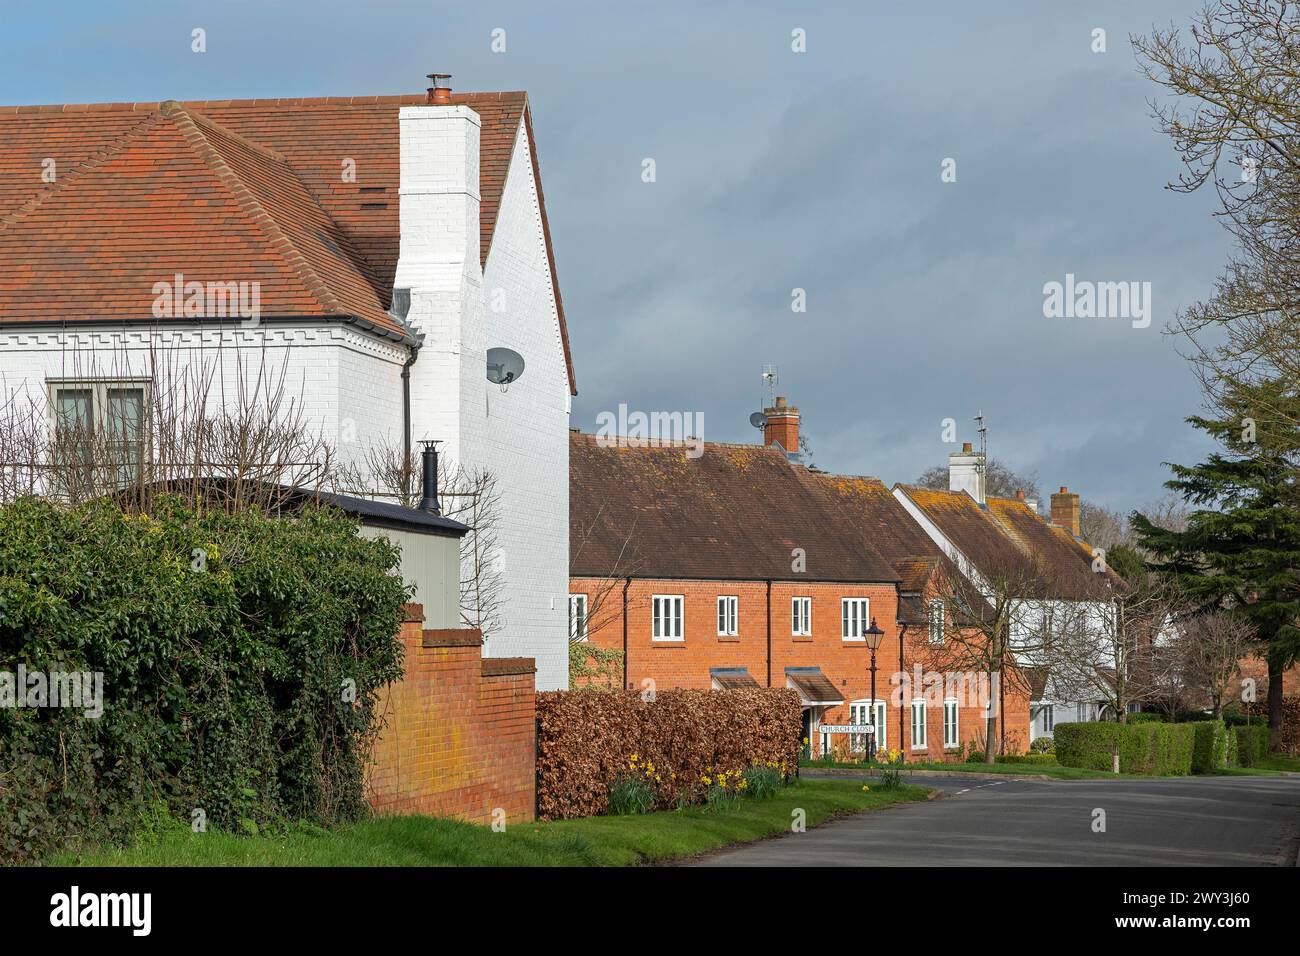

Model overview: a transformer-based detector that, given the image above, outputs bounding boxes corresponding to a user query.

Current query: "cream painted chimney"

[948,441,985,505]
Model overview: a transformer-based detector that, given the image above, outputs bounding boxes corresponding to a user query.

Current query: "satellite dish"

[486,347,525,387]
[749,411,767,430]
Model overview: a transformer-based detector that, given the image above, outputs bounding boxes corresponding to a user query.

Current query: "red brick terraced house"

[568,401,1032,761]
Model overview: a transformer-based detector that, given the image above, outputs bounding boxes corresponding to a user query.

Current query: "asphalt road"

[695,774,1300,866]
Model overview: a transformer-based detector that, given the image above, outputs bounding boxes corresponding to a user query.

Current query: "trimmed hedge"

[1246,698,1299,754]
[0,496,409,863]
[535,688,801,820]
[1235,724,1270,767]
[1191,721,1229,774]
[1054,721,1195,775]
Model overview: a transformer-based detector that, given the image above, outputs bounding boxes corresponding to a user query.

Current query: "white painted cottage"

[0,78,576,688]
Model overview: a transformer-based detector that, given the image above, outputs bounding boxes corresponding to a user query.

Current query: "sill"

[842,638,865,644]
[651,638,684,645]
[911,746,928,752]
[791,636,814,643]
[716,636,740,643]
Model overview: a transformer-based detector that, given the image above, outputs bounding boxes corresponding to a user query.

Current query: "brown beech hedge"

[535,688,801,820]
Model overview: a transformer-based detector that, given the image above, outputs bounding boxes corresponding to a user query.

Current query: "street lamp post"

[864,617,886,760]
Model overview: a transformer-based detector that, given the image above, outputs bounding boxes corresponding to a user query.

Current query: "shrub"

[606,773,655,815]
[1235,724,1270,767]
[1127,712,1167,723]
[1245,698,1300,754]
[0,496,409,863]
[1029,736,1054,753]
[1191,721,1229,774]
[535,688,800,819]
[1055,721,1197,775]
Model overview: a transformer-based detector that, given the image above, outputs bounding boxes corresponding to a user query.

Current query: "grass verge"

[800,758,1113,780]
[52,779,928,867]
[805,754,1300,779]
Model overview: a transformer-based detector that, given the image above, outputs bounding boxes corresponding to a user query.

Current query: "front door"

[800,708,812,758]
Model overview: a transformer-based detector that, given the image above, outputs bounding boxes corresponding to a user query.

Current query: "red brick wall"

[571,576,1031,759]
[1238,654,1300,699]
[367,604,537,824]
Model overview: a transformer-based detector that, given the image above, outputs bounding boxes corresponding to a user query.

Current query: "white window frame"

[943,698,959,749]
[568,593,588,642]
[792,596,811,636]
[846,699,887,756]
[910,699,927,751]
[717,595,738,636]
[841,597,870,641]
[928,599,945,644]
[1042,704,1055,733]
[652,594,684,641]
[47,377,151,492]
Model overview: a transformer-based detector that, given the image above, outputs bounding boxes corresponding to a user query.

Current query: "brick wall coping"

[402,603,424,623]
[421,628,484,648]
[482,657,537,677]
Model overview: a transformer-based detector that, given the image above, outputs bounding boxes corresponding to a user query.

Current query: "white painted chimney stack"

[948,441,986,505]
[393,83,486,467]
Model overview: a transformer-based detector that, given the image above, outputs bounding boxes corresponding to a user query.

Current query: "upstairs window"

[717,596,738,636]
[568,593,588,642]
[928,599,945,644]
[49,379,148,495]
[841,598,869,641]
[792,597,811,636]
[652,595,684,641]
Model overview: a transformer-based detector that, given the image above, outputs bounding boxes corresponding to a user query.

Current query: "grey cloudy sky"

[4,0,1229,512]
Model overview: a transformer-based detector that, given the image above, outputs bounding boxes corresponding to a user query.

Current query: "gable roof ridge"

[167,103,347,316]
[0,108,165,233]
[180,103,290,163]
[0,92,534,114]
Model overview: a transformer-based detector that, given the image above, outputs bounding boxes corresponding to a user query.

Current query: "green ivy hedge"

[0,496,409,862]
[1054,721,1196,775]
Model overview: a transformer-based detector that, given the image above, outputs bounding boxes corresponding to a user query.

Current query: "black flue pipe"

[418,441,441,514]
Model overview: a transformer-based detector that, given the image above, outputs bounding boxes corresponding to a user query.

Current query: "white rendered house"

[0,79,576,689]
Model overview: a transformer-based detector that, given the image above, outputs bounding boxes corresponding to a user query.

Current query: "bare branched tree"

[0,337,333,513]
[1134,1,1300,417]
[917,552,1060,762]
[334,438,505,641]
[1178,610,1258,717]
[916,459,1040,500]
[1047,569,1190,722]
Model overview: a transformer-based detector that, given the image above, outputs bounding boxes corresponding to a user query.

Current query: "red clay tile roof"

[896,486,1124,601]
[0,93,576,391]
[793,472,945,588]
[569,434,900,582]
